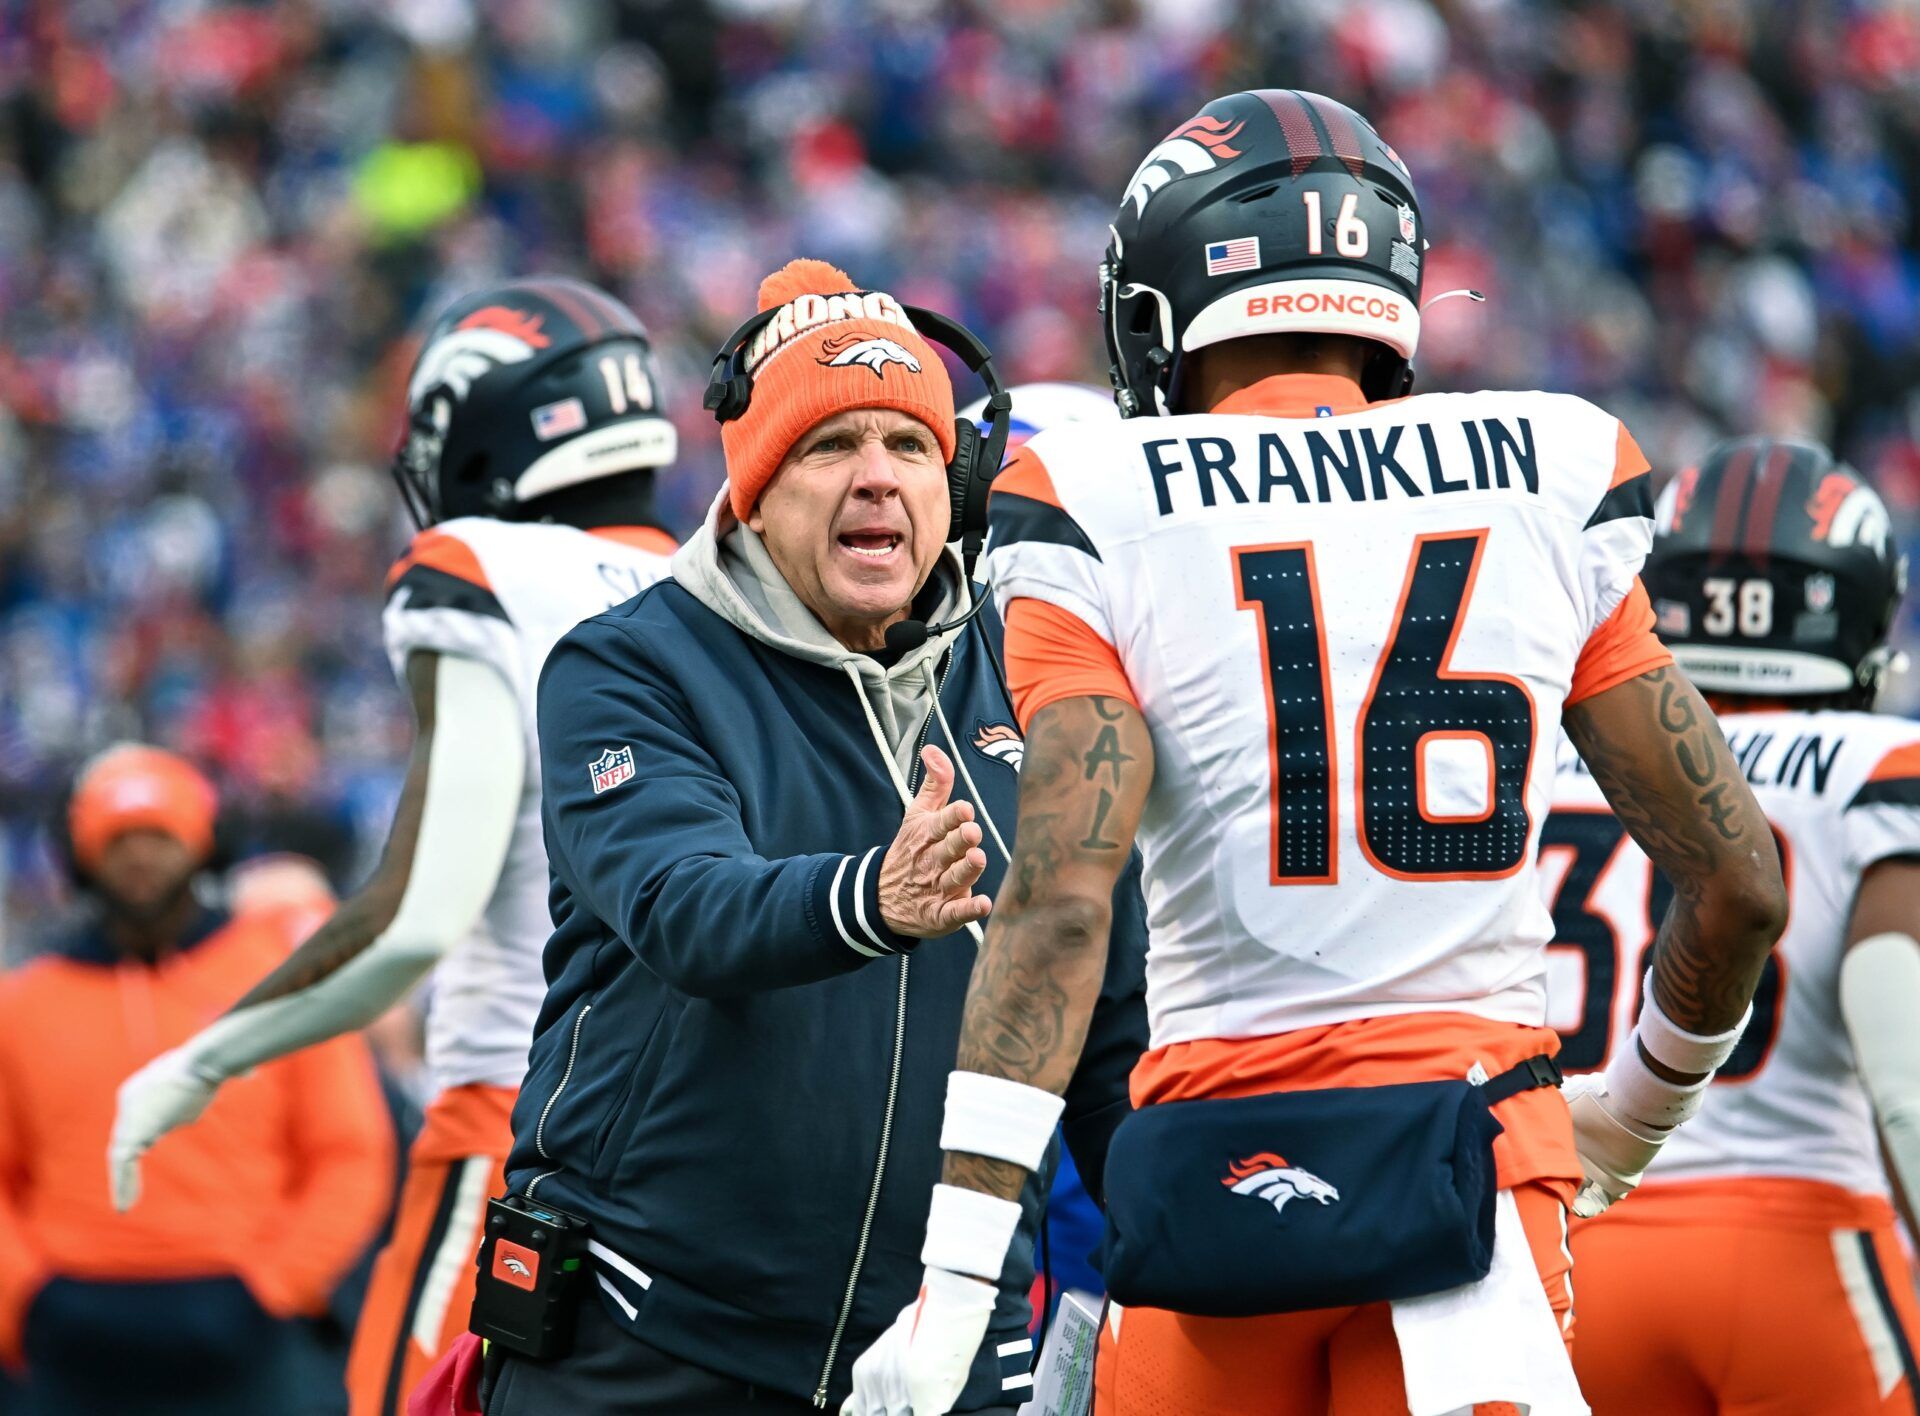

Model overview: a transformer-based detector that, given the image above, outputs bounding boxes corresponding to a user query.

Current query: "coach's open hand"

[879,746,992,938]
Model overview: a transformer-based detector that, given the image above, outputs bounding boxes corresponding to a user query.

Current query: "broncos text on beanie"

[721,259,956,520]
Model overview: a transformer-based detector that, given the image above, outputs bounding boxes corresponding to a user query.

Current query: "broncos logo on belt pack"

[1124,114,1246,216]
[817,332,922,377]
[1222,1152,1340,1217]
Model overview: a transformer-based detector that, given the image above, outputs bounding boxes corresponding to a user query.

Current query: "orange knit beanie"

[721,259,956,520]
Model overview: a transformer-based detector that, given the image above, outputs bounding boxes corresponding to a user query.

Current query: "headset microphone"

[882,589,993,656]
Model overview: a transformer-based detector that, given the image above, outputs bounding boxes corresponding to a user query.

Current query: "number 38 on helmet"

[1645,436,1907,707]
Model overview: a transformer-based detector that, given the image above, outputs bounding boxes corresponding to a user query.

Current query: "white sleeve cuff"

[940,1070,1064,1172]
[921,1183,1023,1282]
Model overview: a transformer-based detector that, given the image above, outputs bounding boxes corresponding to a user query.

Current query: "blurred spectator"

[0,746,393,1415]
[4,0,1920,934]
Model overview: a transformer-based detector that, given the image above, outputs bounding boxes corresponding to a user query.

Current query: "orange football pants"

[346,1084,515,1416]
[1092,1180,1574,1416]
[1572,1178,1920,1416]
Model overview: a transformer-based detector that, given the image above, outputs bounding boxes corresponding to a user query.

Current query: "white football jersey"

[1546,709,1920,1195]
[987,378,1658,1049]
[383,517,675,1093]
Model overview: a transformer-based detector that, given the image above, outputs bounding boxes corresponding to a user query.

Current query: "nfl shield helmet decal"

[590,746,636,795]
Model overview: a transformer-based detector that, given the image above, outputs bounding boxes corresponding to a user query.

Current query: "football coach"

[478,260,1148,1415]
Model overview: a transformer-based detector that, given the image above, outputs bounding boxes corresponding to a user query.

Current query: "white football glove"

[842,1266,996,1416]
[109,1046,227,1212]
[1564,1071,1669,1218]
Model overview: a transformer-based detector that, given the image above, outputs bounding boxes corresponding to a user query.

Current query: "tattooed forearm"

[943,696,1154,1201]
[1566,666,1786,1046]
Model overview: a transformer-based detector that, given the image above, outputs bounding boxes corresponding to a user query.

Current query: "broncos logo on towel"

[1222,1152,1340,1217]
[817,333,921,378]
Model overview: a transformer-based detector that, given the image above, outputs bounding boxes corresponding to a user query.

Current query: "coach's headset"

[704,299,1012,578]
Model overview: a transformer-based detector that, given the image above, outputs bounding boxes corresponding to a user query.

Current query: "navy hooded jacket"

[505,563,1148,1411]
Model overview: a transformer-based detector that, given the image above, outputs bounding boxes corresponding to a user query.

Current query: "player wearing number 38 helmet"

[1549,439,1920,1416]
[846,91,1787,1416]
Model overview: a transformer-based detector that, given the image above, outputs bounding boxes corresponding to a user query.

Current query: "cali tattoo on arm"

[227,655,439,1011]
[1565,666,1786,1057]
[943,695,1155,1202]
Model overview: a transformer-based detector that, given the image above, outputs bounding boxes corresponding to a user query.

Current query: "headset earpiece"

[947,419,980,534]
[949,389,1010,564]
[704,307,780,426]
[703,370,753,424]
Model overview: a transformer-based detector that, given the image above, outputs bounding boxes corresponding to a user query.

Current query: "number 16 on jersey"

[1233,529,1537,886]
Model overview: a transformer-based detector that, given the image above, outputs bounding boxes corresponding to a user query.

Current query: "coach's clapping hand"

[879,746,993,938]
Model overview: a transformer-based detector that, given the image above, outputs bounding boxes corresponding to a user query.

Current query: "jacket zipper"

[812,652,951,1406]
[525,1002,591,1199]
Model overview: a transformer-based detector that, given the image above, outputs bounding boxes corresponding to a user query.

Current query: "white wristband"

[1602,1035,1712,1130]
[940,1071,1065,1173]
[922,1183,1023,1282]
[1637,975,1750,1075]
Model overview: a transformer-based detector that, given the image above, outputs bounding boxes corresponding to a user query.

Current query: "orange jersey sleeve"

[1567,578,1673,705]
[1003,597,1139,732]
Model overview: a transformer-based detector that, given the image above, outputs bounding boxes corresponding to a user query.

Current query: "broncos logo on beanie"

[818,333,922,378]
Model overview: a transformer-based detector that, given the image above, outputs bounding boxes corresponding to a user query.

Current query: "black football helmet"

[1101,89,1426,415]
[1646,436,1907,705]
[392,277,677,526]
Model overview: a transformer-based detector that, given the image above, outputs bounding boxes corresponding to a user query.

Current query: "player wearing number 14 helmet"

[844,91,1786,1416]
[1547,437,1920,1415]
[108,278,682,1415]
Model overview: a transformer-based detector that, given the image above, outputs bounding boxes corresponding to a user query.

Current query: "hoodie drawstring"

[844,660,995,947]
[926,662,1013,865]
[845,663,917,810]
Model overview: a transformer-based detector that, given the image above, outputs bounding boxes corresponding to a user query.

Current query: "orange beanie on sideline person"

[68,745,218,875]
[720,259,956,520]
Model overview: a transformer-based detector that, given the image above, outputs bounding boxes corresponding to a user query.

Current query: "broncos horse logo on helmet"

[1124,114,1248,216]
[1221,1152,1342,1218]
[1647,436,1907,707]
[393,277,677,527]
[1101,90,1426,416]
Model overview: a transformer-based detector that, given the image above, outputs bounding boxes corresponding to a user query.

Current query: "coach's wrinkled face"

[750,408,950,652]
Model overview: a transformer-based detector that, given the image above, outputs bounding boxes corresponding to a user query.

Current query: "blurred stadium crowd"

[4,0,1920,985]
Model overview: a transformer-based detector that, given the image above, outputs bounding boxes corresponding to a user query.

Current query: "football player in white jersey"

[845,90,1786,1416]
[107,277,682,1415]
[1545,436,1920,1414]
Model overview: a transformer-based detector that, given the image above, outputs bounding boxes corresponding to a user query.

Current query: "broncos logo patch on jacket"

[971,722,1023,772]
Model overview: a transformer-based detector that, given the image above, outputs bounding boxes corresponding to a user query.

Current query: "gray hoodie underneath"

[669,489,974,781]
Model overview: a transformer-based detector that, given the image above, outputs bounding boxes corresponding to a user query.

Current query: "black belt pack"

[1100,1053,1562,1317]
